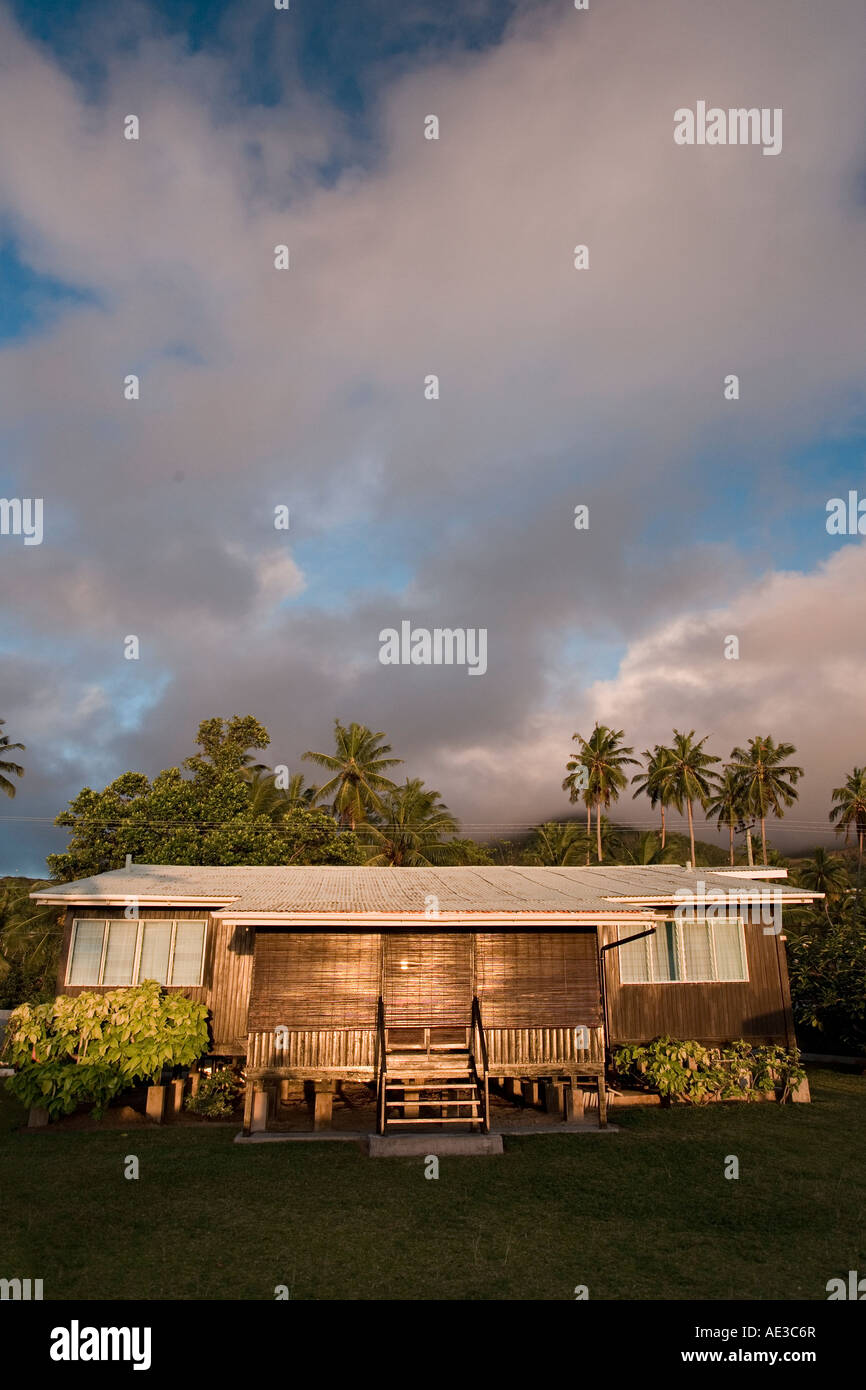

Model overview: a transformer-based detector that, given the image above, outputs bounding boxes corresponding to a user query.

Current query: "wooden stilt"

[565,1082,586,1122]
[251,1086,269,1133]
[313,1082,336,1131]
[145,1085,165,1124]
[597,1074,607,1128]
[169,1077,185,1119]
[543,1081,566,1118]
[242,1080,254,1136]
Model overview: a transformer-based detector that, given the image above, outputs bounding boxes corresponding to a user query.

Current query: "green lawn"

[1,1069,864,1301]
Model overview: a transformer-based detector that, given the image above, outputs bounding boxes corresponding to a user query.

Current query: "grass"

[1,1069,864,1301]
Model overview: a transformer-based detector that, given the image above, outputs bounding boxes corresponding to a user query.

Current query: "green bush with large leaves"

[786,907,866,1054]
[612,1036,805,1104]
[0,876,64,1007]
[1,981,209,1118]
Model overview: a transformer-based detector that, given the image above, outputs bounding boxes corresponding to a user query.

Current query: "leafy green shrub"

[185,1067,243,1119]
[1,981,209,1119]
[612,1037,805,1104]
[0,877,64,1007]
[0,958,57,1009]
[786,911,866,1054]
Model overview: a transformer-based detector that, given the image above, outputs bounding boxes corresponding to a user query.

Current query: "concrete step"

[368,1133,503,1157]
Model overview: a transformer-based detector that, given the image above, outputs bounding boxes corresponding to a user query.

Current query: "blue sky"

[1,0,864,874]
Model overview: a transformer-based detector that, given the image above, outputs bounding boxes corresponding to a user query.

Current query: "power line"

[0,814,853,832]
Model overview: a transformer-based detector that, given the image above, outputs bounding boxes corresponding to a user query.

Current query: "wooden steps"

[380,1052,484,1131]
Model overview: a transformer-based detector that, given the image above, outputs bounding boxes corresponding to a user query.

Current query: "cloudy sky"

[1,0,864,874]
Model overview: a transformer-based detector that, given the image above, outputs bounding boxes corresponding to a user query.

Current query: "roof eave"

[214,909,667,926]
[30,893,240,907]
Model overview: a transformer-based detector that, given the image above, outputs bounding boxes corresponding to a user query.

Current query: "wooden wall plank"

[601,913,794,1045]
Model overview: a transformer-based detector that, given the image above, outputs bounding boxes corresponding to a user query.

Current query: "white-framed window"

[67,919,207,987]
[617,918,748,984]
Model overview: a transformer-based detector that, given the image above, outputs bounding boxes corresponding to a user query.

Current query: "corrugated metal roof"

[31,863,820,915]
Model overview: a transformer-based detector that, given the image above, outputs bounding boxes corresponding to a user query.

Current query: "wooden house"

[32,864,818,1133]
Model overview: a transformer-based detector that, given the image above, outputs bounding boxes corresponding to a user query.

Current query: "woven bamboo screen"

[475,931,602,1027]
[383,933,473,1025]
[247,931,381,1029]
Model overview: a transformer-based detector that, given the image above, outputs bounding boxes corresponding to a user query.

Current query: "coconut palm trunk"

[730,736,802,871]
[596,803,603,862]
[686,799,695,866]
[728,819,734,866]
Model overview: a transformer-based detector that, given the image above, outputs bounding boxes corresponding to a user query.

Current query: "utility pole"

[735,818,756,868]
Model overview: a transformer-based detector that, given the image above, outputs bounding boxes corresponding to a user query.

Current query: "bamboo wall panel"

[383,933,472,1025]
[486,1025,604,1066]
[600,914,795,1046]
[248,931,380,1030]
[476,932,602,1028]
[247,1028,376,1070]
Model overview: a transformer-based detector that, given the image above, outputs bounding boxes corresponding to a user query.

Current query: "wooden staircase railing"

[470,995,490,1135]
[376,996,387,1135]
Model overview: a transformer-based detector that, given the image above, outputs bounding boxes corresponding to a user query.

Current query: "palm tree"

[303,720,402,830]
[564,724,637,863]
[619,830,676,865]
[562,743,594,864]
[706,767,747,866]
[522,821,591,867]
[728,736,803,866]
[0,720,25,798]
[363,779,458,866]
[283,772,321,808]
[830,767,866,890]
[631,745,675,848]
[797,849,849,919]
[664,730,721,868]
[244,771,290,822]
[237,754,271,781]
[0,880,63,983]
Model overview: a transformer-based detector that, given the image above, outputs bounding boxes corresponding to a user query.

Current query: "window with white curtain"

[67,920,206,987]
[66,921,106,985]
[618,919,747,984]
